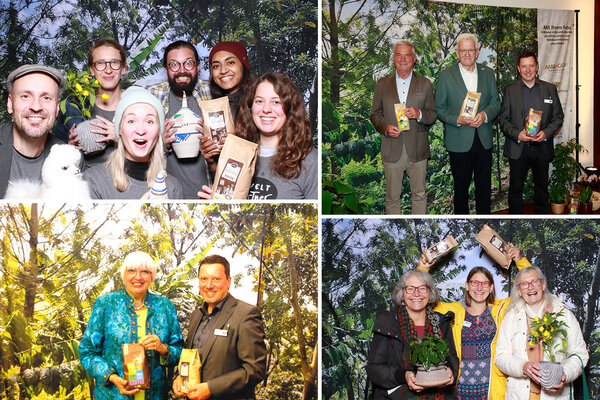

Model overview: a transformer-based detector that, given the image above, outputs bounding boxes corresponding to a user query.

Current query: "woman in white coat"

[494,266,588,400]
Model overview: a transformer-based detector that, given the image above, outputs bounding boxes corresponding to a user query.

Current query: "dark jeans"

[448,132,492,214]
[508,142,551,214]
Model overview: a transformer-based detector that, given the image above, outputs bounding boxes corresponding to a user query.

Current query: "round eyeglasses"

[404,285,428,294]
[518,278,542,289]
[168,59,196,72]
[93,60,123,71]
[468,280,491,288]
[125,268,151,278]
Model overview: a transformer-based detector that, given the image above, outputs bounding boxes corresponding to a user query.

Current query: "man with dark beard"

[0,64,69,198]
[147,41,212,198]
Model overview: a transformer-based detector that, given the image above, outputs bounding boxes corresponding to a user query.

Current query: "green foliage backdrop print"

[0,203,318,400]
[322,218,599,399]
[322,0,537,214]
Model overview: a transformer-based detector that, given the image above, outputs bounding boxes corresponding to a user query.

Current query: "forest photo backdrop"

[0,203,318,399]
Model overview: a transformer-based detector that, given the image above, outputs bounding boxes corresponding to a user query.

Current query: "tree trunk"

[582,252,600,344]
[23,204,40,321]
[328,0,341,104]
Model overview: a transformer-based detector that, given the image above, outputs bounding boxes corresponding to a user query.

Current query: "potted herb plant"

[528,311,568,389]
[578,185,593,214]
[549,139,585,214]
[409,336,451,387]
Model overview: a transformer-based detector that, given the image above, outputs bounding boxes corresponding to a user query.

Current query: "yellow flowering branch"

[59,70,105,123]
[528,311,568,362]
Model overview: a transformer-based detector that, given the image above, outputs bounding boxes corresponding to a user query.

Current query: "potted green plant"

[578,185,593,214]
[549,139,585,213]
[409,336,451,387]
[528,311,568,389]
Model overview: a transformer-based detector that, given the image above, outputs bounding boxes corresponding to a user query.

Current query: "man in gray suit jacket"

[173,255,266,400]
[370,41,437,214]
[499,51,564,214]
[435,33,501,214]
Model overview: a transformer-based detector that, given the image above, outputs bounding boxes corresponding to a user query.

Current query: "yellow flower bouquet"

[528,311,568,362]
[59,71,104,123]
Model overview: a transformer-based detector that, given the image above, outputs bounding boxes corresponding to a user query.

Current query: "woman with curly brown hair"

[199,72,317,200]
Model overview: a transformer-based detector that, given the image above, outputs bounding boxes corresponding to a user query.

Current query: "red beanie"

[208,41,250,72]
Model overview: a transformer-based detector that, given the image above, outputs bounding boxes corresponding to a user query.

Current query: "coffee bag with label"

[199,97,235,143]
[394,103,410,131]
[211,135,258,200]
[122,343,150,390]
[425,236,458,263]
[475,224,511,269]
[460,91,481,118]
[178,349,201,393]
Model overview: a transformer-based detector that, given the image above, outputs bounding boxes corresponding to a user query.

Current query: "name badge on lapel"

[214,329,228,337]
[544,98,553,104]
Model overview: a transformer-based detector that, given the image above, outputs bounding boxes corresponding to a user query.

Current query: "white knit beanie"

[113,86,165,138]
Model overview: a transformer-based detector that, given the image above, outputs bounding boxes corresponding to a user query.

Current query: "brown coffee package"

[525,108,542,136]
[475,224,511,269]
[122,343,150,390]
[211,135,258,200]
[179,349,201,393]
[460,91,481,118]
[394,103,410,131]
[199,97,235,142]
[425,236,458,263]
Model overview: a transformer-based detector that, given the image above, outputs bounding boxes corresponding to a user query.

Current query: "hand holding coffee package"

[475,224,511,269]
[394,103,410,131]
[178,349,201,393]
[525,108,542,136]
[211,135,258,200]
[425,236,458,263]
[122,343,150,390]
[199,97,235,142]
[460,91,481,118]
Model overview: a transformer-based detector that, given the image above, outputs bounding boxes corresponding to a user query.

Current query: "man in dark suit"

[370,40,437,214]
[173,255,266,400]
[499,51,564,214]
[435,33,501,214]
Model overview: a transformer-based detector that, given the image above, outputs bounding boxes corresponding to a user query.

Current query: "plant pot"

[414,363,450,388]
[579,202,593,214]
[539,361,563,390]
[592,191,600,211]
[550,202,566,214]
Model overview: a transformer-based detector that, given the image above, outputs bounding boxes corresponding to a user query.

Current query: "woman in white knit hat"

[83,86,183,199]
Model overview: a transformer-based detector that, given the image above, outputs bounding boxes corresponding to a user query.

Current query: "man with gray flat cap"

[0,64,67,198]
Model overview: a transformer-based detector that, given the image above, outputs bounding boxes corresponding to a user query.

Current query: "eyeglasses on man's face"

[518,278,542,290]
[457,49,476,55]
[404,285,428,294]
[168,59,196,72]
[468,280,491,288]
[93,59,123,71]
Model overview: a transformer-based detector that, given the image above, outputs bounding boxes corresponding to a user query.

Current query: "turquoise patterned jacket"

[79,290,183,399]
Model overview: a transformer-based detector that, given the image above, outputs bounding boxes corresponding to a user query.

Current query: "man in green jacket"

[435,33,501,214]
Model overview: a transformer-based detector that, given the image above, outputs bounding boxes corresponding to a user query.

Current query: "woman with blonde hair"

[84,86,182,199]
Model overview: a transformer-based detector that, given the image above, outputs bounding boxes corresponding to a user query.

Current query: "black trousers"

[508,142,551,214]
[448,132,492,214]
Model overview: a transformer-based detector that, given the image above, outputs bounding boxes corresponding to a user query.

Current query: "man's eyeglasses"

[468,280,491,288]
[518,278,542,289]
[93,60,123,71]
[168,59,196,72]
[457,49,477,55]
[404,285,428,294]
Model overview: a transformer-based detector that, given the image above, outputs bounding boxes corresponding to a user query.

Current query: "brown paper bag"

[460,91,481,118]
[199,97,235,142]
[475,224,511,269]
[211,135,258,200]
[525,108,542,136]
[179,349,201,393]
[122,343,150,390]
[425,236,458,263]
[394,103,410,131]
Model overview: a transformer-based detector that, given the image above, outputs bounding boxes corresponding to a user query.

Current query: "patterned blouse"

[79,290,183,400]
[456,307,496,400]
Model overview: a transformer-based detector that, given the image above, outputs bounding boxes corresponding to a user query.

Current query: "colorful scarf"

[397,305,445,400]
